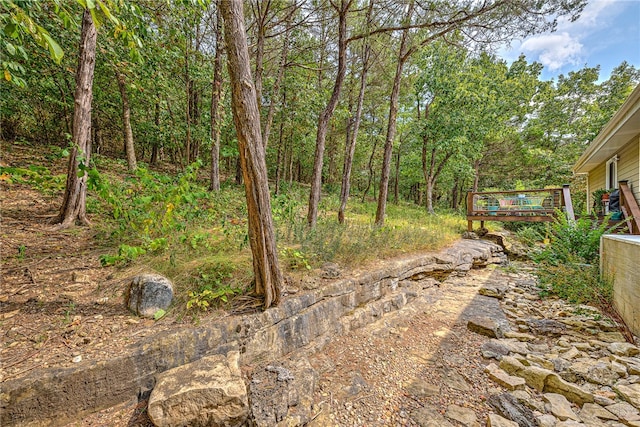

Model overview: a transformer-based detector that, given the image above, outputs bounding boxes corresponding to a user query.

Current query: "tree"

[53,9,96,228]
[221,0,283,309]
[307,0,352,228]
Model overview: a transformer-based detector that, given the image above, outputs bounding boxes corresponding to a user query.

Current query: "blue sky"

[500,0,640,81]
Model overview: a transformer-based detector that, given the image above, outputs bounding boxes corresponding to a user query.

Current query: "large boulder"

[125,273,173,318]
[148,352,249,427]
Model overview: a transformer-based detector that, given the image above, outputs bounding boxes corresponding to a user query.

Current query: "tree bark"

[221,0,283,309]
[338,42,370,224]
[210,2,224,191]
[374,1,413,226]
[53,9,96,229]
[116,70,137,171]
[307,0,351,228]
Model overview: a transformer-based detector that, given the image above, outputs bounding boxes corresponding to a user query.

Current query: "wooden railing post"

[466,191,474,231]
[562,184,575,223]
[618,180,640,234]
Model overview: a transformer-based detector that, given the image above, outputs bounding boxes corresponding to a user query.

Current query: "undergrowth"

[6,148,466,314]
[533,212,614,306]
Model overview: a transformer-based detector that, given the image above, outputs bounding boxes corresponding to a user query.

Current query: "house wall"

[587,138,640,213]
[617,137,639,201]
[588,163,606,214]
[601,235,640,337]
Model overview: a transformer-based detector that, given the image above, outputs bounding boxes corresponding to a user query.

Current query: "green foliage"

[534,211,614,307]
[515,225,545,247]
[281,247,312,271]
[534,212,611,266]
[186,265,241,311]
[0,165,65,193]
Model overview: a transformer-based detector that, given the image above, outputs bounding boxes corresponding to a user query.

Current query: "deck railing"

[466,186,569,232]
[619,180,640,235]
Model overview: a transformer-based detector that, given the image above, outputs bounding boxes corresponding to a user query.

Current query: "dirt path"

[306,266,506,426]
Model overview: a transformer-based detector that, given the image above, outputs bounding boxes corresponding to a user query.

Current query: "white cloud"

[520,32,584,71]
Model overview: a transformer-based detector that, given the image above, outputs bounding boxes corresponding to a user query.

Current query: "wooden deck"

[466,186,573,232]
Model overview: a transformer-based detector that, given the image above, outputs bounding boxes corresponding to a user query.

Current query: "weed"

[17,245,26,260]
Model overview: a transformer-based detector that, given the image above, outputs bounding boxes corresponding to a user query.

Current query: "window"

[606,155,618,190]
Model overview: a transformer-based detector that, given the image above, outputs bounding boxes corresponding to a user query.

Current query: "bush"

[534,211,614,306]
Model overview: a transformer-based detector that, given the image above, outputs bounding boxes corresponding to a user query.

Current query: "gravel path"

[306,265,506,426]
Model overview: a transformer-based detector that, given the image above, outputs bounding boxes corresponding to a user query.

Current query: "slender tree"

[53,9,97,228]
[221,0,283,309]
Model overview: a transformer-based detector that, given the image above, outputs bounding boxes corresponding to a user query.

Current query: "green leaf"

[41,32,64,64]
[153,309,166,320]
[6,43,16,56]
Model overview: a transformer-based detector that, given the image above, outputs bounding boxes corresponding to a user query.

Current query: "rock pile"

[471,268,640,427]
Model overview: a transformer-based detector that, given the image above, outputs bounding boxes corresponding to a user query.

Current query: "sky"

[499,0,640,82]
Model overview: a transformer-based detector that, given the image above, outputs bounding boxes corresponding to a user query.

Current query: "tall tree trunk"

[307,0,351,228]
[274,81,287,195]
[184,36,192,166]
[393,143,401,204]
[338,43,370,224]
[221,0,283,309]
[54,9,96,228]
[374,1,413,226]
[116,71,137,171]
[262,9,290,149]
[361,136,378,203]
[150,100,160,165]
[210,3,224,191]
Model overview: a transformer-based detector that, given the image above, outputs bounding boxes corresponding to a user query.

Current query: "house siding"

[587,138,640,213]
[588,163,606,214]
[617,138,639,201]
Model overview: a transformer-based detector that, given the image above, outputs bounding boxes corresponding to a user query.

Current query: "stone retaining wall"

[1,239,503,427]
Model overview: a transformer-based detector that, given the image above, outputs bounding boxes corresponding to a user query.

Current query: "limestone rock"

[487,367,526,391]
[411,404,455,427]
[544,373,594,405]
[445,404,479,427]
[467,316,505,338]
[405,379,440,398]
[527,319,567,336]
[499,356,525,375]
[614,356,640,375]
[605,402,640,423]
[609,343,640,357]
[536,414,558,427]
[614,383,640,409]
[543,393,579,421]
[320,262,342,279]
[487,393,536,427]
[519,365,553,392]
[482,339,511,360]
[487,413,519,427]
[148,352,248,427]
[250,357,318,427]
[479,283,508,300]
[125,273,173,318]
[579,403,618,421]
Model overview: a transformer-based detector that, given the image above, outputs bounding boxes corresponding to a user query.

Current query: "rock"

[125,273,173,318]
[519,366,553,392]
[543,393,579,421]
[442,367,471,392]
[467,317,505,338]
[614,383,640,409]
[569,360,618,386]
[487,367,526,391]
[486,413,520,427]
[527,319,567,336]
[499,356,525,375]
[560,347,581,360]
[405,379,440,398]
[479,283,508,299]
[320,262,342,279]
[614,356,640,375]
[445,404,479,427]
[526,354,555,370]
[579,403,618,421]
[503,331,536,342]
[605,402,640,422]
[411,404,455,427]
[250,357,318,427]
[536,414,558,427]
[487,393,537,427]
[544,373,594,405]
[148,352,248,427]
[462,231,479,240]
[482,339,511,360]
[609,343,640,357]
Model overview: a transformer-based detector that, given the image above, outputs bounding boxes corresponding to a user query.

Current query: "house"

[573,83,640,336]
